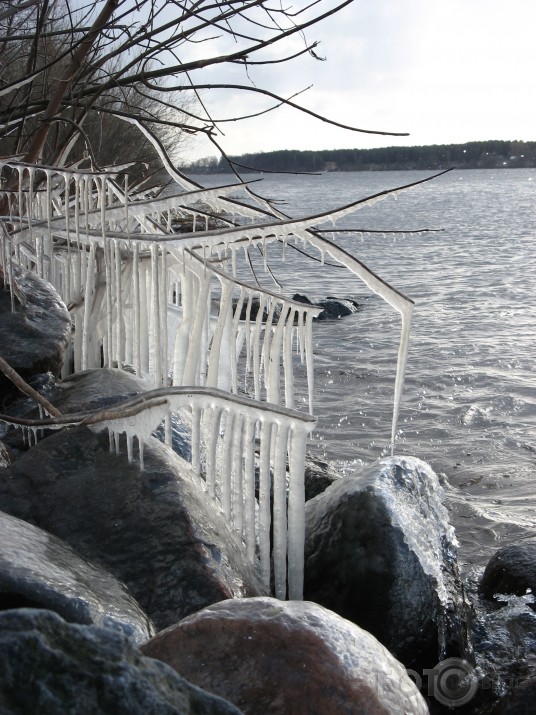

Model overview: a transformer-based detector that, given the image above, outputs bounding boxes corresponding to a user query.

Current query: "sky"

[181,0,536,162]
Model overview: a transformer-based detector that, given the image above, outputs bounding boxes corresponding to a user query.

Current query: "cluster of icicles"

[0,148,415,599]
[1,386,314,599]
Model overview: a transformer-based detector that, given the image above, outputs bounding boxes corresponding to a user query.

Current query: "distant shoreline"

[183,140,536,174]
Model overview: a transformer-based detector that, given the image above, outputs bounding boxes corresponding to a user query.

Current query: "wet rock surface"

[0,428,267,630]
[489,677,536,714]
[0,271,70,405]
[480,541,536,605]
[141,597,429,715]
[0,509,154,644]
[0,608,243,715]
[303,456,472,669]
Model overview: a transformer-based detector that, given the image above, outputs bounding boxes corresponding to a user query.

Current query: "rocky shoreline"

[1,276,535,714]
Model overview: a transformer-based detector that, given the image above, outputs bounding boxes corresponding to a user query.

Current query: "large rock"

[141,597,429,715]
[0,427,267,630]
[304,456,472,669]
[304,454,341,501]
[0,509,154,644]
[0,608,243,715]
[480,541,536,606]
[0,270,70,405]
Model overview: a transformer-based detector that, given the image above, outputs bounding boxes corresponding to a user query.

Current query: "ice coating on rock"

[368,456,457,606]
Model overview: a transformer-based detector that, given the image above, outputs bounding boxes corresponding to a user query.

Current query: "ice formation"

[0,152,420,597]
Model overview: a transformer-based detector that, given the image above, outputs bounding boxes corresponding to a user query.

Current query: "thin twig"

[0,356,62,416]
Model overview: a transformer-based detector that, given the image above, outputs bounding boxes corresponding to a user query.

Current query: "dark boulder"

[142,597,429,715]
[0,608,243,715]
[0,509,154,644]
[480,541,536,606]
[0,427,267,630]
[304,456,472,669]
[0,269,71,406]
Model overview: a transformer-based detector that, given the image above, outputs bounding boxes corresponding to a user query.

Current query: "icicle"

[297,310,306,364]
[114,239,123,369]
[305,311,315,414]
[127,433,134,463]
[206,281,233,388]
[231,414,244,535]
[81,242,96,371]
[138,255,150,373]
[283,309,295,409]
[266,304,290,406]
[261,298,276,383]
[159,246,168,385]
[138,436,144,471]
[205,406,222,498]
[150,243,162,386]
[102,183,113,367]
[258,420,273,589]
[287,424,308,600]
[252,294,266,401]
[273,422,289,599]
[191,406,201,476]
[181,270,210,385]
[132,243,141,375]
[172,265,193,385]
[221,410,235,519]
[243,417,256,565]
[230,287,245,393]
[244,293,253,378]
[231,245,237,276]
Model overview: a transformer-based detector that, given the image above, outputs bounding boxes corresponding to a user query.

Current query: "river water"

[189,168,536,575]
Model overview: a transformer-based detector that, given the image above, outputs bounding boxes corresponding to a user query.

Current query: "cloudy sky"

[183,0,536,161]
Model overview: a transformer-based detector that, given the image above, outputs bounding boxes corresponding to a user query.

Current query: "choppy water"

[190,169,536,573]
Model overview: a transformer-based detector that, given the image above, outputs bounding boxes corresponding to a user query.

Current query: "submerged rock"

[480,541,536,606]
[0,608,243,715]
[0,427,267,630]
[0,270,70,406]
[303,456,472,669]
[141,597,429,715]
[292,293,360,320]
[0,509,154,644]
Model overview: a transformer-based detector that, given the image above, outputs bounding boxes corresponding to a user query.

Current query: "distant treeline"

[184,141,536,173]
